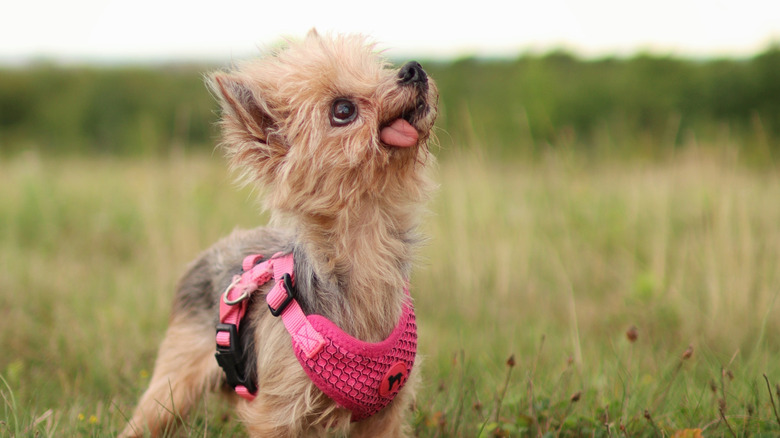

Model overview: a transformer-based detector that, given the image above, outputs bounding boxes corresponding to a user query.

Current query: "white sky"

[3,0,780,64]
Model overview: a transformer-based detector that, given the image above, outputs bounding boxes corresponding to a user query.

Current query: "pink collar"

[216,253,417,421]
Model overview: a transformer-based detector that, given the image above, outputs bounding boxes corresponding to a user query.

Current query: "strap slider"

[268,273,295,317]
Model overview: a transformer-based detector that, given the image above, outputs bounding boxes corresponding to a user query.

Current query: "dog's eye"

[330,99,358,126]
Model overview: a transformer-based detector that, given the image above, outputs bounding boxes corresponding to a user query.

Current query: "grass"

[2,146,780,436]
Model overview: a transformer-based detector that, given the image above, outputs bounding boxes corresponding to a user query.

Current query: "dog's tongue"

[380,119,418,148]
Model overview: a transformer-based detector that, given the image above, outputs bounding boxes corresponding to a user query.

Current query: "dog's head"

[208,30,438,219]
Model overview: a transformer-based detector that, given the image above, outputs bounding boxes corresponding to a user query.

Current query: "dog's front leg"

[120,314,222,437]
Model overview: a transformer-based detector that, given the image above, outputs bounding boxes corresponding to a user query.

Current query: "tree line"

[1,47,778,157]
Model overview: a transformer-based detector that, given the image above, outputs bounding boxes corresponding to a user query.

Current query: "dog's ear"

[207,72,288,186]
[306,28,320,40]
[208,73,275,145]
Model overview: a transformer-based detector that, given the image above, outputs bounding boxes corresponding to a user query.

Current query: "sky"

[3,0,780,64]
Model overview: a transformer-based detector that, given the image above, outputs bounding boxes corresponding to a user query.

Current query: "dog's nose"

[398,61,428,86]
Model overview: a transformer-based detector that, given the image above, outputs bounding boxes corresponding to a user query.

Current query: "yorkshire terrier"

[120,30,437,437]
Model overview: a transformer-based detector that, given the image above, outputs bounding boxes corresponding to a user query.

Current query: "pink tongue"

[380,119,418,148]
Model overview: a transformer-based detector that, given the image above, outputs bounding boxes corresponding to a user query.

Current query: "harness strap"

[215,253,275,401]
[266,255,327,359]
[217,255,268,344]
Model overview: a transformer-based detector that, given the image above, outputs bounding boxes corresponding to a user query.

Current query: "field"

[2,144,780,436]
[2,48,780,436]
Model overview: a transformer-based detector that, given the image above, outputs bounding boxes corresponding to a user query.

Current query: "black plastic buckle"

[214,323,257,394]
[268,273,295,317]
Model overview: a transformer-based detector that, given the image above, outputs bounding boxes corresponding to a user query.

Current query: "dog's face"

[209,30,438,218]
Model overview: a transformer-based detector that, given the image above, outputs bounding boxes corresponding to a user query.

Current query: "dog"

[120,30,438,437]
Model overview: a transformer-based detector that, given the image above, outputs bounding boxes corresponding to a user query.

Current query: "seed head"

[682,344,694,360]
[626,326,638,343]
[506,354,516,368]
[570,391,582,403]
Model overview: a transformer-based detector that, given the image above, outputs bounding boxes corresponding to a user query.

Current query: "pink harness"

[215,253,417,421]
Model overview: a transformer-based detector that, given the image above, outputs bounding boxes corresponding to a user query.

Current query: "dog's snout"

[398,61,428,86]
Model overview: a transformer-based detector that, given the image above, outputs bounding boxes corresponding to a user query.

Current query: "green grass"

[2,147,780,436]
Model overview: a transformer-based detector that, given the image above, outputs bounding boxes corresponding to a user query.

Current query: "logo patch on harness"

[379,362,409,397]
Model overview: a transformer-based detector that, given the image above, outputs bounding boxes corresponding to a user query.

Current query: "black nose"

[398,61,428,86]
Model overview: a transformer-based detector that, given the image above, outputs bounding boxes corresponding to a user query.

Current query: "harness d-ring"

[223,276,249,305]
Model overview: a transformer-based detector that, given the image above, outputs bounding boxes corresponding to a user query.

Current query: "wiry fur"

[120,30,437,437]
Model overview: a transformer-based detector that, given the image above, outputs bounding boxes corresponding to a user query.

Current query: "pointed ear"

[306,28,320,40]
[207,72,275,144]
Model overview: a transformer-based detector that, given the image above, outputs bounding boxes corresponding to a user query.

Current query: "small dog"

[120,30,437,437]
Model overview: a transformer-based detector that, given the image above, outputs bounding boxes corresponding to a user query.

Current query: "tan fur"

[121,30,437,437]
[122,315,223,437]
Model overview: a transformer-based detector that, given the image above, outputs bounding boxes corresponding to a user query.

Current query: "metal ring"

[223,276,248,305]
